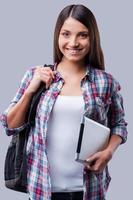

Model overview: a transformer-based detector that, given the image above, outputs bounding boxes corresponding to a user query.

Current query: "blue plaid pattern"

[0,64,127,200]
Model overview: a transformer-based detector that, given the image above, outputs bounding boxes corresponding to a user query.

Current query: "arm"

[85,134,122,172]
[106,134,122,154]
[1,66,55,134]
[7,91,34,128]
[85,79,128,172]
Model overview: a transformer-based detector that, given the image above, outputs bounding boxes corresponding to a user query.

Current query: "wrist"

[24,89,35,98]
[106,134,122,155]
[105,147,114,158]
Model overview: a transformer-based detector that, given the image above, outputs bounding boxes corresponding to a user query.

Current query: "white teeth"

[67,49,81,54]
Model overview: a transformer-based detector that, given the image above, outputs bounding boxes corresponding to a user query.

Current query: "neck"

[57,59,86,75]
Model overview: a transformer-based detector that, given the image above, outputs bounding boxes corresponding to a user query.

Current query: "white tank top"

[46,95,84,192]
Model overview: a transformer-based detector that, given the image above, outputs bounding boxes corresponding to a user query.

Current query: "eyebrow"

[61,29,89,34]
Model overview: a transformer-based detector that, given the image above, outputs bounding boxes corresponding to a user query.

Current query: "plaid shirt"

[1,64,127,200]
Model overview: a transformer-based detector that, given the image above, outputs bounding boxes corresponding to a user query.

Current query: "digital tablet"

[75,116,110,164]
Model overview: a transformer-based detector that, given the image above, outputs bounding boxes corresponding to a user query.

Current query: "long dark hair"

[53,4,105,70]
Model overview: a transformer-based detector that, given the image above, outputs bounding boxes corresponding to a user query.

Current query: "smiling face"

[58,17,90,64]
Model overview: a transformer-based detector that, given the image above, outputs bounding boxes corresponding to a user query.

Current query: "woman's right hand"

[6,66,55,129]
[26,66,55,93]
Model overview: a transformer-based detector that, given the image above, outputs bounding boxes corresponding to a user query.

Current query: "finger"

[43,67,53,72]
[85,159,93,166]
[90,159,105,173]
[41,72,53,82]
[86,165,92,170]
[91,163,100,172]
[53,70,57,78]
[44,67,52,71]
[39,75,49,88]
[86,152,101,163]
[47,71,55,79]
[42,74,52,84]
[84,164,92,171]
[86,156,97,165]
[46,68,55,78]
[86,158,92,163]
[43,69,55,79]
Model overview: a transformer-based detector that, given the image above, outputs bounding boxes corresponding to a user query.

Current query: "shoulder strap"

[27,64,53,127]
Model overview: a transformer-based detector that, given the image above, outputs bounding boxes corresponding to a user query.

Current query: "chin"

[67,57,85,63]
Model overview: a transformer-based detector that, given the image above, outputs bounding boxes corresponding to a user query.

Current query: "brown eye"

[62,32,70,38]
[79,33,89,39]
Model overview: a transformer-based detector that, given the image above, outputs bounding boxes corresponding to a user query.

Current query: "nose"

[69,36,79,48]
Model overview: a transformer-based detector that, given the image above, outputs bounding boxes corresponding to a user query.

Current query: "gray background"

[0,0,132,199]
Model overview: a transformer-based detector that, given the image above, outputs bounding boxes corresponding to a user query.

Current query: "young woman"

[1,4,127,200]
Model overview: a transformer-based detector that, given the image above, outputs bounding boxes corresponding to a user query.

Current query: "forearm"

[7,91,34,129]
[106,134,122,155]
[85,134,122,172]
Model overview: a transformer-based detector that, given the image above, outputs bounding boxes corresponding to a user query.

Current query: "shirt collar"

[52,63,64,83]
[84,64,95,82]
[53,63,95,83]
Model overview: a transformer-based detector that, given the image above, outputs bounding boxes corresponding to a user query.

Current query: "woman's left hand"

[84,149,113,173]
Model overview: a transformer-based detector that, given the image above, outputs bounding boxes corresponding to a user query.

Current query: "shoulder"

[91,67,121,94]
[26,64,43,75]
[22,64,54,81]
[22,64,44,80]
[26,64,54,75]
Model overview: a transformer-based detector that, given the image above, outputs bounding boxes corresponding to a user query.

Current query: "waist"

[52,191,83,200]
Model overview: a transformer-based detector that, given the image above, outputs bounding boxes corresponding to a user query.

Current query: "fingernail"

[86,159,90,162]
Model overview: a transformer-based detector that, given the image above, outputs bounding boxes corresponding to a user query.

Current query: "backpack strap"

[28,64,53,127]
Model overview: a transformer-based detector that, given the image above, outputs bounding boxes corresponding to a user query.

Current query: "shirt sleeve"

[108,78,128,144]
[0,67,35,136]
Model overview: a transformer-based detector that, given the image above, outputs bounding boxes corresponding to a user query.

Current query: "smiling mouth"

[66,48,83,54]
